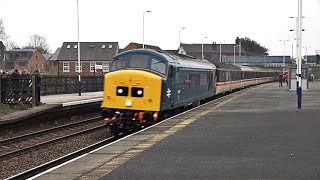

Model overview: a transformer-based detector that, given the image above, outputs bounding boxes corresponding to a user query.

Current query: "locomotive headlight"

[125,101,132,107]
[137,90,143,95]
[118,89,123,94]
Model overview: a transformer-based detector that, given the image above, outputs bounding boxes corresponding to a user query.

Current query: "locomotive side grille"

[117,86,129,96]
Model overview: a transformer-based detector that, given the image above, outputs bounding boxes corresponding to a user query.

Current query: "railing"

[0,75,104,106]
[41,75,104,95]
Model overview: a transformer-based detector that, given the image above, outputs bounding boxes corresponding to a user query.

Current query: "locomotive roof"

[115,49,216,70]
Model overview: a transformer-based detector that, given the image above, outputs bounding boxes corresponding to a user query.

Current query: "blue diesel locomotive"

[101,49,277,134]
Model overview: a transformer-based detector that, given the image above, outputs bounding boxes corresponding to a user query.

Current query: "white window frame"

[102,62,109,72]
[63,62,69,72]
[90,62,96,72]
[75,62,82,72]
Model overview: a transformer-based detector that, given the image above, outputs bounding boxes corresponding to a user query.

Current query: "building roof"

[10,48,37,53]
[49,48,61,61]
[57,42,118,61]
[42,53,52,60]
[124,42,162,51]
[5,49,38,61]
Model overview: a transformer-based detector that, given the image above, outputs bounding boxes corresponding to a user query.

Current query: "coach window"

[111,56,127,71]
[151,58,166,75]
[129,54,149,68]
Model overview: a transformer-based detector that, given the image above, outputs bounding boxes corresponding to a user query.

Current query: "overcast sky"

[0,0,319,56]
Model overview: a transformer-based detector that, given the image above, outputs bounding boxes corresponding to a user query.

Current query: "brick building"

[56,42,118,76]
[123,42,162,51]
[3,48,47,73]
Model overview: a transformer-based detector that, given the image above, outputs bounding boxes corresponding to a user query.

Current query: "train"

[101,49,279,134]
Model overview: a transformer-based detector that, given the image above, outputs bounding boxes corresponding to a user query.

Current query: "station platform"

[33,82,320,179]
[0,91,103,125]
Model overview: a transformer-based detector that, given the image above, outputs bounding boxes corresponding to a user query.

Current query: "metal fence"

[41,75,104,95]
[0,74,37,105]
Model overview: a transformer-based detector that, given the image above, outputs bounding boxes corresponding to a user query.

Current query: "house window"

[76,62,82,72]
[67,45,71,49]
[74,45,78,48]
[102,45,106,49]
[63,62,69,72]
[90,62,96,72]
[102,62,109,72]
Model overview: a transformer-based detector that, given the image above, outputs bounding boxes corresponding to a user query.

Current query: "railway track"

[4,84,264,179]
[0,117,103,160]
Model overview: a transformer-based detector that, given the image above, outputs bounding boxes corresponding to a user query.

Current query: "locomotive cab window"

[111,57,127,71]
[151,58,167,75]
[129,54,149,68]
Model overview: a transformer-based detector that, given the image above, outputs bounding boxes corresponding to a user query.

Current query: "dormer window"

[90,45,94,48]
[108,45,113,49]
[67,45,71,49]
[102,45,106,49]
[74,45,78,48]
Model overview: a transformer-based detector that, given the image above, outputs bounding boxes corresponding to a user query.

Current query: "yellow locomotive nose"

[101,70,162,111]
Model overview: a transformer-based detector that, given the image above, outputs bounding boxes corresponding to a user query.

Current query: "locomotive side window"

[111,57,127,71]
[129,54,149,68]
[151,58,166,75]
[116,86,129,96]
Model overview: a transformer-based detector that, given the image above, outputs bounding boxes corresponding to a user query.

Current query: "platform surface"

[34,82,320,180]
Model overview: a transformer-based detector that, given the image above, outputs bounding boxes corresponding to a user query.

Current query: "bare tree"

[0,19,9,44]
[0,19,19,50]
[26,34,50,54]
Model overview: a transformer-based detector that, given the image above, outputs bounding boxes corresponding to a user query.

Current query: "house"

[124,42,162,51]
[46,48,61,74]
[0,41,4,69]
[178,43,246,63]
[3,48,47,73]
[56,42,118,76]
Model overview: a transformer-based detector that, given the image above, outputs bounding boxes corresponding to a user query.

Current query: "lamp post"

[219,41,226,63]
[233,45,239,65]
[297,0,303,109]
[201,36,207,60]
[143,10,152,49]
[179,27,186,46]
[279,40,290,74]
[302,46,310,64]
[77,0,81,96]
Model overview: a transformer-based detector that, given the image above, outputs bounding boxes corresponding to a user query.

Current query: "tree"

[0,19,8,41]
[237,37,269,56]
[25,34,50,54]
[0,19,19,50]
